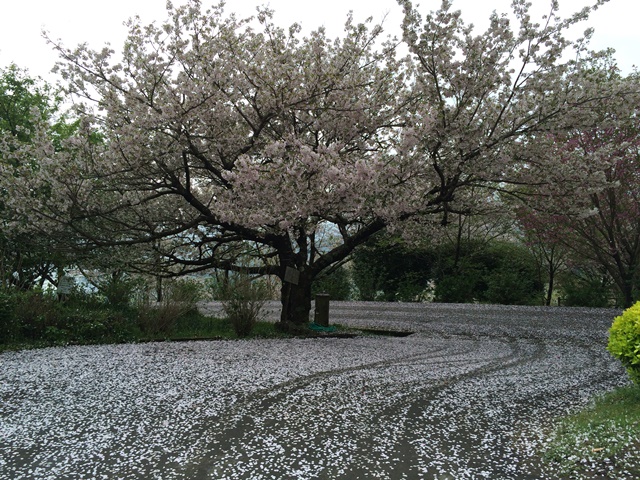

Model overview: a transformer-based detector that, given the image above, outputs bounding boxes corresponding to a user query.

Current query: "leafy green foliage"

[0,289,17,342]
[211,274,269,337]
[0,289,137,345]
[353,235,543,304]
[352,234,433,301]
[96,272,145,307]
[433,260,480,303]
[136,278,204,336]
[560,275,613,307]
[0,282,285,350]
[0,64,59,143]
[608,302,640,385]
[557,259,617,307]
[433,241,543,304]
[0,64,77,290]
[312,266,352,301]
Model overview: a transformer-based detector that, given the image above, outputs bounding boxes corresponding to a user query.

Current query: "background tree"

[518,211,570,305]
[565,123,640,307]
[0,64,74,290]
[516,72,640,307]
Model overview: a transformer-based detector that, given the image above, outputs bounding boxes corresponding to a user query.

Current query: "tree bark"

[545,270,554,307]
[278,270,312,330]
[620,277,634,308]
[156,276,163,303]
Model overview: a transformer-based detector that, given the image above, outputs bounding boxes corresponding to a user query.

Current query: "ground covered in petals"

[0,303,632,479]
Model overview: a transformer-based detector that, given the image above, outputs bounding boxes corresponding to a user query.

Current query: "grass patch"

[0,314,290,352]
[160,310,289,341]
[542,384,640,478]
[0,289,291,352]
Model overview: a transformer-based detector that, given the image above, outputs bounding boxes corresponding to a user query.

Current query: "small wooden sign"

[57,276,75,295]
[284,266,300,285]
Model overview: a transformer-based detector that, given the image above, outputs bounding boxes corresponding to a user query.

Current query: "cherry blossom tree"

[572,129,640,307]
[397,0,640,305]
[518,74,640,307]
[396,0,624,220]
[28,2,422,327]
[4,0,629,326]
[517,209,569,305]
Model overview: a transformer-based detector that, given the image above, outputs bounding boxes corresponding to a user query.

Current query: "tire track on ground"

[186,335,536,479]
[186,302,625,480]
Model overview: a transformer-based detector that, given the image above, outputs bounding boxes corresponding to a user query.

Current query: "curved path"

[0,303,628,479]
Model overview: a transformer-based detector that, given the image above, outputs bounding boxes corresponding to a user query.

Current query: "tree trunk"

[156,276,163,303]
[545,260,555,307]
[277,270,312,331]
[621,279,634,308]
[545,274,554,306]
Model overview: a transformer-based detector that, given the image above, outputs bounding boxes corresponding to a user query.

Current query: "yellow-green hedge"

[608,302,640,385]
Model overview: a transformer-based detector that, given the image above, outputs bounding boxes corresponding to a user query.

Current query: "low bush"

[0,288,140,346]
[0,278,285,349]
[312,266,352,301]
[136,278,204,336]
[607,302,640,385]
[212,274,268,337]
[434,259,481,303]
[0,290,17,342]
[172,310,230,338]
[11,290,60,340]
[434,241,543,304]
[352,234,433,301]
[561,276,612,308]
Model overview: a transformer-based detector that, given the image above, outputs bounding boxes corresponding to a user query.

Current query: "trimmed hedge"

[608,302,640,385]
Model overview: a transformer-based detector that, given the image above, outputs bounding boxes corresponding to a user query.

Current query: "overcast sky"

[1,0,637,83]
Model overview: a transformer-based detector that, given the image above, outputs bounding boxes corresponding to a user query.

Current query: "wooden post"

[314,293,330,327]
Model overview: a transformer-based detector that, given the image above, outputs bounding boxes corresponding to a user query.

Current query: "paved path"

[0,303,628,479]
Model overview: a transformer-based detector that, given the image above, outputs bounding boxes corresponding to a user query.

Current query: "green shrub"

[95,272,145,307]
[12,290,60,339]
[352,233,434,301]
[312,266,352,301]
[561,276,611,307]
[432,241,543,305]
[607,302,640,385]
[434,259,483,303]
[212,274,268,337]
[137,306,180,336]
[0,290,17,343]
[136,278,204,336]
[0,288,140,345]
[484,261,540,305]
[59,307,108,342]
[172,310,231,338]
[165,278,204,311]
